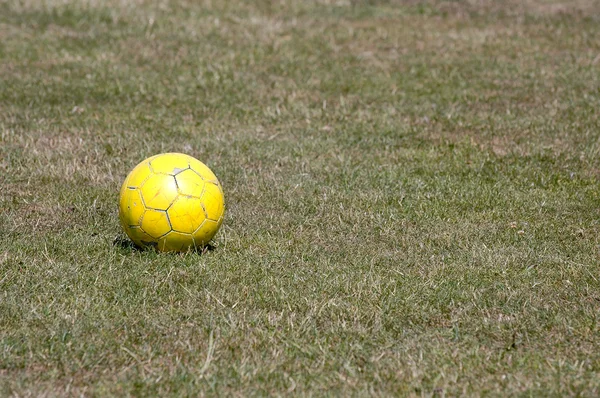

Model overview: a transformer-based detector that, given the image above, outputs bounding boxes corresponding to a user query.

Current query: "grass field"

[1,0,600,395]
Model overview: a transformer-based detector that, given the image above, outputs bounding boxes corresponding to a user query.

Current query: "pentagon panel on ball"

[168,195,207,234]
[175,169,206,198]
[140,209,172,239]
[119,153,225,252]
[140,174,178,210]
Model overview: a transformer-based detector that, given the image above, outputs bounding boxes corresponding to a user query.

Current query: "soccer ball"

[119,153,225,252]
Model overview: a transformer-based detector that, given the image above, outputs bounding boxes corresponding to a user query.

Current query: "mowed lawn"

[1,0,600,395]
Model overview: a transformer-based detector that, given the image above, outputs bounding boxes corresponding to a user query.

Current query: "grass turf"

[1,0,600,395]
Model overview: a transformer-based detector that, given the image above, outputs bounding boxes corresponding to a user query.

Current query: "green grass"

[1,0,600,395]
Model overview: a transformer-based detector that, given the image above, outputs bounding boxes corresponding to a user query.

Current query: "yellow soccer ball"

[119,153,225,252]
